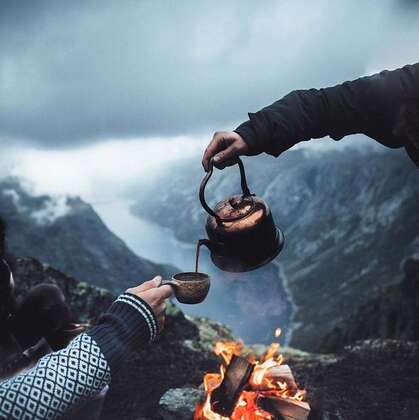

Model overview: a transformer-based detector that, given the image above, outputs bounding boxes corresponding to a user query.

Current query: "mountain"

[0,177,175,293]
[12,257,419,420]
[132,146,419,351]
[320,256,419,353]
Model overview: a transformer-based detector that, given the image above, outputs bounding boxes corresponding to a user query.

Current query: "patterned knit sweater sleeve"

[0,292,158,420]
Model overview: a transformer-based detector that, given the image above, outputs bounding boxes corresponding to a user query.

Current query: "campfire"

[194,330,310,420]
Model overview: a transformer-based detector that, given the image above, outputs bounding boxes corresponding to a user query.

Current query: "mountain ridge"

[0,177,176,294]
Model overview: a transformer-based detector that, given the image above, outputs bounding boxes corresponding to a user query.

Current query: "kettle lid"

[213,195,255,222]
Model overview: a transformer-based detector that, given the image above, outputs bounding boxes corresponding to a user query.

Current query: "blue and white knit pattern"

[116,293,158,340]
[0,334,110,420]
[0,292,158,419]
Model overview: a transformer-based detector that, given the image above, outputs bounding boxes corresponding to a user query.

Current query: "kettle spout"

[195,239,212,272]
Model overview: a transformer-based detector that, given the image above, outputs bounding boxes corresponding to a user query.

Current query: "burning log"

[251,365,297,392]
[257,397,310,420]
[210,355,254,417]
[194,339,310,420]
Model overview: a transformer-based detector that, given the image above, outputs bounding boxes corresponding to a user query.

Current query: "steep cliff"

[0,178,175,293]
[321,256,419,353]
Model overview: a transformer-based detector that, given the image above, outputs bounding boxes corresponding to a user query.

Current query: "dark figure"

[0,219,17,337]
[0,220,71,354]
[202,63,419,169]
[8,284,71,350]
[0,258,14,328]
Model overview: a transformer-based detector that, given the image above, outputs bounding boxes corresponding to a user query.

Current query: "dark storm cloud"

[0,0,418,147]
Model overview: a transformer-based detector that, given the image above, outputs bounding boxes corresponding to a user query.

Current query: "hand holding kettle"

[202,131,252,172]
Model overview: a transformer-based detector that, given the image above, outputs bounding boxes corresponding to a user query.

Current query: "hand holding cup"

[126,276,173,332]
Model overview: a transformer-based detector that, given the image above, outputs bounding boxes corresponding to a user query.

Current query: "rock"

[288,339,419,420]
[159,387,204,420]
[186,315,234,352]
[12,257,115,323]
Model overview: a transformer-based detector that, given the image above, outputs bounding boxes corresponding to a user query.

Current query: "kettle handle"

[199,157,252,224]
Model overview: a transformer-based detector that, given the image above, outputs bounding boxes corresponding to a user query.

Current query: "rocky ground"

[289,340,419,420]
[12,256,115,324]
[160,340,419,420]
[12,257,419,420]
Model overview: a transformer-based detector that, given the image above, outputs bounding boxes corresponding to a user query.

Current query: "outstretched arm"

[0,278,172,419]
[202,63,419,170]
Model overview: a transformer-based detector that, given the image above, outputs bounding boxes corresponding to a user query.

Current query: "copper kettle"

[198,158,284,272]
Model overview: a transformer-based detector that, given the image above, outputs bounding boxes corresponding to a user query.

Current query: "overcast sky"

[1,0,418,148]
[0,0,418,201]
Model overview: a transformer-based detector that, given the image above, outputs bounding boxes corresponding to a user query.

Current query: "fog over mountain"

[0,177,175,293]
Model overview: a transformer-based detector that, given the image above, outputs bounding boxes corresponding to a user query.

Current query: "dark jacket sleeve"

[235,63,419,157]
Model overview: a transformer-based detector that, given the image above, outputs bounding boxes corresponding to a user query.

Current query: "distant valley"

[0,177,175,294]
[132,146,419,351]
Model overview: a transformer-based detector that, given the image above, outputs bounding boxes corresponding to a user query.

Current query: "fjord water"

[96,200,294,345]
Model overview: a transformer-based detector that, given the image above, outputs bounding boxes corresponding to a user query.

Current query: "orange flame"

[214,341,243,365]
[194,330,307,419]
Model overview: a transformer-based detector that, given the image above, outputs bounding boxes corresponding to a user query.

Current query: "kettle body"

[199,158,284,272]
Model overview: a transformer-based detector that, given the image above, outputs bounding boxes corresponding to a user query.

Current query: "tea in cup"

[160,272,210,304]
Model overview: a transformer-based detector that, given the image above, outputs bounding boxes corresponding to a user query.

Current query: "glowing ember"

[194,335,308,419]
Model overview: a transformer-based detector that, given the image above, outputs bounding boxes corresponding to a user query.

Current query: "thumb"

[126,276,162,295]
